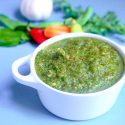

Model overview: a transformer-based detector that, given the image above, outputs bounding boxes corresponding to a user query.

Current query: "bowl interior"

[31,33,125,95]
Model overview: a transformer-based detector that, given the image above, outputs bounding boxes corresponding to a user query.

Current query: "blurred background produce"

[20,0,53,21]
[0,0,125,46]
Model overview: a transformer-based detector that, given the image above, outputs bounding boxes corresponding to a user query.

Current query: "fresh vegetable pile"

[0,15,65,46]
[0,0,125,47]
[54,0,125,35]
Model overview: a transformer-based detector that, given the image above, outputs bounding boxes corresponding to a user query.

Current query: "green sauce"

[35,37,124,93]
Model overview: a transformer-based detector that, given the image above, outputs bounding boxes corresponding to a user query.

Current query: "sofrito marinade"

[35,37,124,93]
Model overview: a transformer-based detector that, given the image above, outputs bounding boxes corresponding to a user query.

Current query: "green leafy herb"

[54,0,82,18]
[77,7,93,26]
[54,0,125,35]
[0,28,30,46]
[0,15,27,30]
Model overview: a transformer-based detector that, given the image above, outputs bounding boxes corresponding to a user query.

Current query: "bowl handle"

[12,54,39,90]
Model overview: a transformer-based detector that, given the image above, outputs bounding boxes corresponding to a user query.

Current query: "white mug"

[12,33,125,120]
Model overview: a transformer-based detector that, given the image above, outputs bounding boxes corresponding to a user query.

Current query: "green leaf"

[54,0,81,18]
[0,28,30,46]
[0,15,27,30]
[20,31,30,42]
[64,18,73,26]
[14,25,28,31]
[77,7,93,26]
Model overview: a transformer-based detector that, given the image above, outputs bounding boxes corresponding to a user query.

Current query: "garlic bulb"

[20,0,53,21]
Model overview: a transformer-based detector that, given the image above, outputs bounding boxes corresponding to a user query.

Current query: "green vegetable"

[71,23,83,32]
[70,20,83,32]
[30,21,63,28]
[64,18,83,32]
[0,15,27,30]
[0,28,30,46]
[77,7,93,26]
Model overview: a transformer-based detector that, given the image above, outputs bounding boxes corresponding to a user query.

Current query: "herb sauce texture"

[35,37,124,93]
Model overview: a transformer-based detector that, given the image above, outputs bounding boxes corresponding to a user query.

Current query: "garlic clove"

[20,0,53,21]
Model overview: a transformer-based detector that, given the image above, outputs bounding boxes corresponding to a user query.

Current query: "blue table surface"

[0,0,125,124]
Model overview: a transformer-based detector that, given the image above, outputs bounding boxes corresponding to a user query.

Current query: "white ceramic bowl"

[12,33,125,120]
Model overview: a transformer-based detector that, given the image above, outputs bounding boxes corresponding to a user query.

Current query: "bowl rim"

[30,33,125,96]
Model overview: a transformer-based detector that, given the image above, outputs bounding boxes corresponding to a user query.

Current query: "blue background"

[0,0,125,124]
